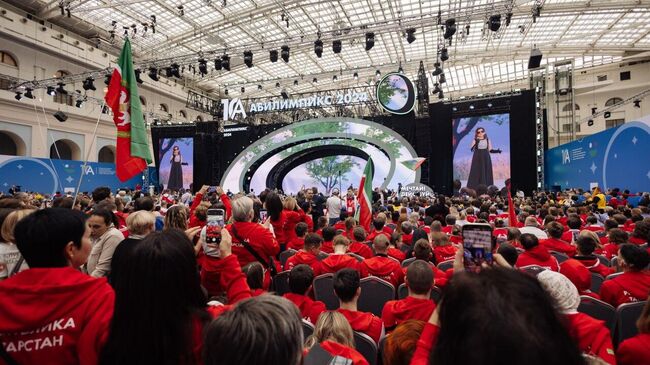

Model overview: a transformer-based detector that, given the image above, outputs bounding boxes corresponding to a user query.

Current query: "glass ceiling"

[43,0,650,98]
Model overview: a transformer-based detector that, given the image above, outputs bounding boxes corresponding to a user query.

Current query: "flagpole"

[72,101,105,209]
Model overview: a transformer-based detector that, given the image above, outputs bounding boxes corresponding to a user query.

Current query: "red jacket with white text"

[540,237,577,256]
[600,271,650,307]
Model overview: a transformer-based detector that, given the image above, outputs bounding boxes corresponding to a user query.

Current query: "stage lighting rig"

[14,92,22,101]
[198,59,208,75]
[275,82,281,88]
[333,40,342,54]
[365,32,375,51]
[24,88,34,99]
[443,19,456,39]
[376,70,381,77]
[82,77,96,91]
[432,62,443,76]
[170,63,181,78]
[353,72,358,80]
[281,89,289,99]
[505,12,513,27]
[587,119,594,126]
[438,90,444,99]
[214,57,223,70]
[591,107,597,115]
[177,5,184,16]
[633,99,641,108]
[134,69,144,84]
[56,82,68,95]
[281,46,290,62]
[312,78,317,83]
[294,80,299,85]
[240,87,245,93]
[406,28,416,43]
[221,55,230,71]
[47,86,56,96]
[257,85,263,90]
[604,111,611,118]
[224,88,228,96]
[398,65,404,74]
[439,73,446,84]
[269,50,279,62]
[148,67,160,81]
[432,83,441,94]
[440,48,449,62]
[75,96,86,108]
[243,51,253,68]
[104,75,111,86]
[332,75,338,81]
[314,39,323,58]
[488,15,501,32]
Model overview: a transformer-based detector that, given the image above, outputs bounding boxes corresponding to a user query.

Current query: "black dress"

[467,138,493,189]
[168,155,183,191]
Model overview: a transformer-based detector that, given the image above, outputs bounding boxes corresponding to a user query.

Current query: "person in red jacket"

[600,244,650,307]
[562,215,583,243]
[282,264,326,324]
[361,235,404,287]
[382,319,425,365]
[432,232,458,264]
[285,233,323,275]
[298,200,314,232]
[265,192,306,249]
[320,226,337,254]
[348,227,373,259]
[617,298,650,365]
[441,214,455,235]
[0,208,114,365]
[572,235,614,279]
[628,220,649,245]
[321,235,367,276]
[382,260,436,332]
[333,268,384,343]
[541,222,577,256]
[305,311,369,365]
[388,231,407,262]
[537,270,615,364]
[560,259,600,299]
[515,233,560,271]
[582,216,604,233]
[287,222,308,251]
[401,221,414,246]
[409,239,448,288]
[367,217,391,243]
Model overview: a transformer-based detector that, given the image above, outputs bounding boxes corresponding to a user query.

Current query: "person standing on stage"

[467,127,500,190]
[167,145,184,191]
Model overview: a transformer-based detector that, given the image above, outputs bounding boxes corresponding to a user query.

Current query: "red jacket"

[320,254,367,277]
[0,267,114,365]
[283,293,326,324]
[337,309,383,344]
[516,245,560,271]
[287,237,305,251]
[402,263,448,289]
[617,333,650,365]
[320,340,369,365]
[271,209,306,245]
[226,221,279,268]
[321,240,334,254]
[387,247,406,262]
[361,255,404,287]
[441,226,453,235]
[305,215,314,232]
[402,234,413,246]
[433,245,457,264]
[410,322,440,365]
[367,230,390,243]
[333,221,346,232]
[573,255,614,279]
[629,236,647,246]
[382,296,435,330]
[562,229,581,243]
[560,259,600,299]
[284,251,322,276]
[603,243,620,260]
[583,225,605,233]
[348,242,373,259]
[540,238,577,256]
[565,313,615,364]
[600,271,650,307]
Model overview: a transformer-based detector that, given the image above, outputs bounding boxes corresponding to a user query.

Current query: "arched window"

[98,146,116,163]
[0,132,18,155]
[562,103,580,112]
[195,115,203,122]
[0,51,18,67]
[50,139,80,160]
[605,97,623,107]
[139,96,147,106]
[159,103,168,113]
[179,110,187,119]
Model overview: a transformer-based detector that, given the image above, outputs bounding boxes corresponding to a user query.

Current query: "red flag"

[355,158,374,231]
[507,180,517,227]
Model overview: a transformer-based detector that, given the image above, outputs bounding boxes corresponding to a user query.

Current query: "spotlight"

[438,90,444,99]
[148,67,159,81]
[405,28,416,43]
[488,15,501,32]
[432,62,443,76]
[332,75,337,81]
[505,12,513,27]
[198,59,208,75]
[170,63,181,78]
[258,84,263,90]
[224,88,228,96]
[398,66,404,74]
[528,47,543,69]
[375,69,381,77]
[221,55,230,71]
[53,111,68,122]
[452,106,458,111]
[487,102,493,108]
[134,69,144,84]
[75,97,85,108]
[314,39,323,58]
[243,51,253,68]
[24,88,34,99]
[56,82,68,94]
[332,40,342,54]
[275,82,281,88]
[47,86,56,96]
[353,72,358,80]
[165,67,173,77]
[365,32,375,51]
[269,50,278,62]
[240,86,245,93]
[633,99,641,108]
[312,77,317,83]
[104,74,111,86]
[281,89,289,99]
[591,107,597,115]
[294,80,299,85]
[439,73,446,84]
[82,77,96,91]
[440,48,449,62]
[14,92,22,100]
[443,18,456,39]
[469,104,475,110]
[432,83,441,94]
[280,46,290,62]
[604,111,611,118]
[214,58,223,70]
[587,119,594,126]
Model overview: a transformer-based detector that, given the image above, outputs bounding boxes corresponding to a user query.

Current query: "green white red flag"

[104,38,152,181]
[355,158,374,231]
[400,158,426,171]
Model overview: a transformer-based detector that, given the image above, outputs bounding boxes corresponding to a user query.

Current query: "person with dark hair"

[383,320,425,365]
[0,208,114,365]
[496,243,519,267]
[583,215,604,233]
[515,233,560,271]
[321,235,366,276]
[617,297,650,365]
[204,295,303,365]
[410,268,585,365]
[361,235,404,287]
[333,268,383,343]
[348,227,373,259]
[287,222,309,250]
[320,226,337,254]
[282,264,326,324]
[315,216,328,236]
[540,221,576,256]
[431,232,457,264]
[467,127,499,190]
[86,208,124,277]
[562,215,584,243]
[629,220,649,245]
[284,232,323,275]
[265,192,306,249]
[167,145,184,191]
[560,258,600,299]
[367,216,390,242]
[92,186,112,204]
[388,231,407,262]
[600,244,650,307]
[410,239,448,288]
[298,200,314,232]
[382,260,435,331]
[242,261,266,296]
[573,234,613,278]
[602,228,629,260]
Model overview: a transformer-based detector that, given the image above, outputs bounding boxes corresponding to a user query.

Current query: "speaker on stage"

[54,111,68,122]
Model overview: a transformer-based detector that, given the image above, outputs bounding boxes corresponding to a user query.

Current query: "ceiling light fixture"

[406,28,416,43]
[314,39,323,58]
[243,51,253,68]
[332,40,342,54]
[443,18,457,39]
[280,46,290,62]
[365,32,375,51]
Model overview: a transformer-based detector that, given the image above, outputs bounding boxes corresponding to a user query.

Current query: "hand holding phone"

[259,209,268,222]
[461,223,494,273]
[202,209,225,258]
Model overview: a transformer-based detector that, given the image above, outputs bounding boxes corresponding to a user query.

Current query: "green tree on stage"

[305,156,359,194]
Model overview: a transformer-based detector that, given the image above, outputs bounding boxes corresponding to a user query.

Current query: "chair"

[377,336,387,365]
[301,319,314,344]
[347,253,364,262]
[312,273,339,310]
[272,270,291,296]
[397,283,408,300]
[550,251,569,264]
[317,252,329,261]
[436,260,454,272]
[610,256,619,272]
[577,296,616,333]
[518,265,546,276]
[279,249,297,267]
[595,254,611,267]
[614,301,646,347]
[401,257,417,268]
[397,284,442,303]
[358,277,395,317]
[606,272,624,280]
[590,272,605,294]
[354,331,378,365]
[430,286,442,304]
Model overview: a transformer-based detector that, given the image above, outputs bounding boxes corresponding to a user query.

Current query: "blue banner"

[545,119,650,193]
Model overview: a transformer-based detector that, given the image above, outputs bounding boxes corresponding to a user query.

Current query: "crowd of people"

[0,183,648,365]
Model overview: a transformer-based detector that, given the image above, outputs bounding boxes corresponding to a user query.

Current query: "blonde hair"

[283,196,297,211]
[1,209,36,243]
[126,211,156,235]
[305,311,354,348]
[333,235,350,248]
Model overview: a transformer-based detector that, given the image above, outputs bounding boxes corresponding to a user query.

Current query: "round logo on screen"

[376,73,417,115]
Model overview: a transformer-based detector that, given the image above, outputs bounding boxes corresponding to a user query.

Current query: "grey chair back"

[302,319,314,344]
[595,254,610,267]
[313,273,339,310]
[578,295,616,333]
[614,301,646,347]
[347,253,364,262]
[436,260,454,272]
[550,251,569,264]
[590,272,605,294]
[606,272,624,280]
[354,331,378,365]
[358,277,395,317]
[401,257,416,268]
[280,249,298,267]
[397,284,442,303]
[272,270,291,296]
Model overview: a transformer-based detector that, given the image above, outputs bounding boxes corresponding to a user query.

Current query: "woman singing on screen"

[167,145,183,191]
[467,127,500,190]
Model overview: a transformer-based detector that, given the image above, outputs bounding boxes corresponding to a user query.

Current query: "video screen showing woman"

[158,138,193,191]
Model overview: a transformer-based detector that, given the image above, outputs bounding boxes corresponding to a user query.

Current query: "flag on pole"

[355,158,374,231]
[105,38,152,182]
[507,180,517,227]
[400,158,426,171]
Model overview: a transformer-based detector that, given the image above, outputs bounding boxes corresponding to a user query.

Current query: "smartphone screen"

[259,209,268,222]
[461,223,494,273]
[203,209,225,257]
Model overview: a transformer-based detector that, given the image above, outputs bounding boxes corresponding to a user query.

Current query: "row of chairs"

[577,296,646,346]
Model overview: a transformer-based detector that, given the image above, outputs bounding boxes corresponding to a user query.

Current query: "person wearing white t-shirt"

[326,189,343,226]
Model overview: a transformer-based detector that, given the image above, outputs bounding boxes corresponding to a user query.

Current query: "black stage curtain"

[427,103,453,195]
[509,90,537,194]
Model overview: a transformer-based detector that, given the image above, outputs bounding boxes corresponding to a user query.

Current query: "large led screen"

[158,137,194,191]
[452,113,510,190]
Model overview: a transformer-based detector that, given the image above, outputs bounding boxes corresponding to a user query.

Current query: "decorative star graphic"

[66,176,74,183]
[590,162,597,174]
[17,164,23,169]
[647,171,650,180]
[2,183,7,187]
[40,172,44,175]
[614,154,617,159]
[632,136,638,145]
